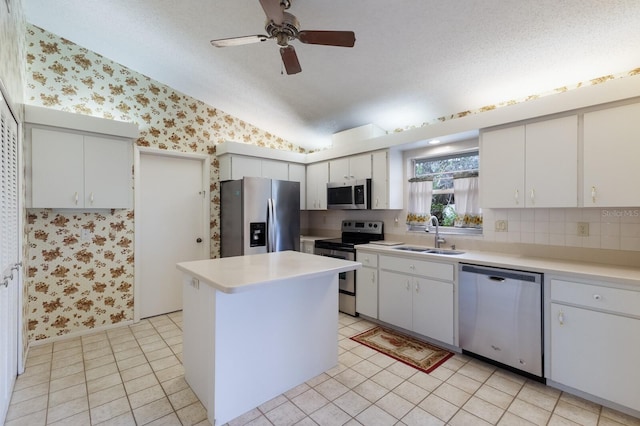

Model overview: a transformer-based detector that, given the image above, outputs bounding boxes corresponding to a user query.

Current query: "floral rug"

[350,326,454,374]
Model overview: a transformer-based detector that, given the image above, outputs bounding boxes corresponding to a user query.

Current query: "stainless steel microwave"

[327,179,371,209]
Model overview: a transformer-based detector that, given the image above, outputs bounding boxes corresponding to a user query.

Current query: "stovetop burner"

[314,220,384,251]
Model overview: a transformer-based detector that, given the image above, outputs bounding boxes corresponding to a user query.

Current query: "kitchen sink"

[393,246,465,255]
[393,246,430,252]
[424,249,465,255]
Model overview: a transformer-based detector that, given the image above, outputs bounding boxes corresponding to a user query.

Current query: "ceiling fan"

[210,0,356,75]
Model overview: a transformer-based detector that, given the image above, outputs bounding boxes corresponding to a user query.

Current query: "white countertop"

[177,250,360,294]
[357,244,640,288]
[300,235,331,242]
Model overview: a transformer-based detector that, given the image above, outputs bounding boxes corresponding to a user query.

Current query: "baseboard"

[28,320,135,348]
[546,379,640,419]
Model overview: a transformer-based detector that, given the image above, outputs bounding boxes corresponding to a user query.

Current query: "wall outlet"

[495,220,508,232]
[577,222,589,237]
[81,229,91,241]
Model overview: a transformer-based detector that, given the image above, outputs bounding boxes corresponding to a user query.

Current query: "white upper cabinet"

[218,155,291,181]
[371,150,403,210]
[260,159,289,180]
[329,153,371,182]
[30,128,133,209]
[219,155,261,180]
[481,115,578,208]
[583,102,640,207]
[525,115,578,208]
[481,125,526,208]
[306,161,329,210]
[288,163,306,210]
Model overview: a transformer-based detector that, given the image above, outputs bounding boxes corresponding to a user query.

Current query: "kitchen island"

[176,251,360,426]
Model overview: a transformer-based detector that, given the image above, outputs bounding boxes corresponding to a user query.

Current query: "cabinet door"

[480,125,525,208]
[583,102,640,207]
[329,157,350,182]
[306,162,328,210]
[349,154,372,179]
[525,116,577,207]
[356,267,378,318]
[31,128,84,208]
[371,151,387,209]
[261,159,289,180]
[412,278,454,345]
[379,270,412,330]
[288,163,306,210]
[84,136,132,208]
[231,156,262,179]
[550,303,640,411]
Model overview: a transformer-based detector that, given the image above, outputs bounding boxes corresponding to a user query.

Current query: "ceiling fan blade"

[298,30,356,47]
[280,45,302,75]
[210,35,270,48]
[259,0,284,25]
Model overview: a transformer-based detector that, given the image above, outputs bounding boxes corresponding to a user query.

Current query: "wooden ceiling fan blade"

[259,0,284,25]
[280,46,302,75]
[298,30,356,47]
[210,35,270,47]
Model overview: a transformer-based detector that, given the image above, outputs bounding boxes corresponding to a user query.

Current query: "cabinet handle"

[375,197,379,207]
[558,310,564,326]
[371,273,375,283]
[591,186,597,203]
[405,280,410,290]
[74,192,79,205]
[415,282,420,293]
[409,264,415,270]
[514,189,519,204]
[530,188,535,204]
[90,192,94,204]
[593,294,602,301]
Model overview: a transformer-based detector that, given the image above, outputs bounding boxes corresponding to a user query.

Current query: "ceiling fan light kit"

[210,0,356,75]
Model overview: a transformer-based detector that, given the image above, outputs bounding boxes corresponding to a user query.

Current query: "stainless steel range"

[314,220,384,316]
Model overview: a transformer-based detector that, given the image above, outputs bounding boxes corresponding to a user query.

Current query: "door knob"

[196,238,203,243]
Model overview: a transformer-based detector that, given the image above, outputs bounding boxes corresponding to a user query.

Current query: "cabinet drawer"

[357,251,378,268]
[551,279,640,317]
[379,255,453,281]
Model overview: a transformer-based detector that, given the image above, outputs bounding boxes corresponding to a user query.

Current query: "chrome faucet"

[427,215,446,248]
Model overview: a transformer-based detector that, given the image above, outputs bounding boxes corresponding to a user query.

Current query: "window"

[407,151,482,232]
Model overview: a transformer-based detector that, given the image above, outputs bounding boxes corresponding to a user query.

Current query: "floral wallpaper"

[0,0,25,111]
[24,24,305,341]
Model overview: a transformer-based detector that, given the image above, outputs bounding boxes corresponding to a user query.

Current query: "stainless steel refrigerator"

[220,177,300,257]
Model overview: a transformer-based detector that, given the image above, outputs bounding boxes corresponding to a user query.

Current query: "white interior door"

[0,89,21,425]
[137,151,209,319]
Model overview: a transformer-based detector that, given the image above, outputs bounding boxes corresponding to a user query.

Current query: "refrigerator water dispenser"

[250,222,266,247]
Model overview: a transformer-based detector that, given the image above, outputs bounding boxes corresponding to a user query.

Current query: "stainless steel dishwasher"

[459,264,543,378]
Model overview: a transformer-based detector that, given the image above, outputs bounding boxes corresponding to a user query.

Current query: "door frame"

[133,147,211,322]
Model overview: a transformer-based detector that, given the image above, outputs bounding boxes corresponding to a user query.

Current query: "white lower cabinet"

[378,255,454,345]
[550,278,640,412]
[356,267,378,319]
[356,251,378,318]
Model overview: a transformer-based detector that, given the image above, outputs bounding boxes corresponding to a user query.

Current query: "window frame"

[408,150,482,235]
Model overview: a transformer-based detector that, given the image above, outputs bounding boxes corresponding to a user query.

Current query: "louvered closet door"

[0,90,20,425]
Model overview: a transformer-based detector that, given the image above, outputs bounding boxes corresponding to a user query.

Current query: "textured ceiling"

[23,0,640,150]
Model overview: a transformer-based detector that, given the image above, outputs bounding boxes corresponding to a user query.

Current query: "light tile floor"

[6,312,640,426]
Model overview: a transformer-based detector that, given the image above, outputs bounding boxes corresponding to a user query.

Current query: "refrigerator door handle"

[267,198,275,252]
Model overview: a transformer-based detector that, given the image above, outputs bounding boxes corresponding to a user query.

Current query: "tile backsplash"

[483,208,640,251]
[305,207,640,253]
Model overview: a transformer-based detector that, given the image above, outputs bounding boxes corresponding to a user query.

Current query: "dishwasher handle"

[460,264,541,283]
